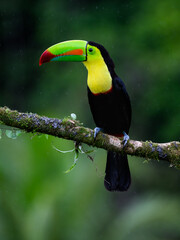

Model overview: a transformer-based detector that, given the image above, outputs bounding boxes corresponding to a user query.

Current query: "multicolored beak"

[39,40,87,66]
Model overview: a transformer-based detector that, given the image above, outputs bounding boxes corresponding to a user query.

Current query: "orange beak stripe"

[59,49,84,56]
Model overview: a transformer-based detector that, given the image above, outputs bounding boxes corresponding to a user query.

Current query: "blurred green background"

[0,0,180,239]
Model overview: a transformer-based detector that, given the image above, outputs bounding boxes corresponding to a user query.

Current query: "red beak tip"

[39,50,55,66]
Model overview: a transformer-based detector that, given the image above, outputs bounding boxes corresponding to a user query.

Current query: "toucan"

[39,40,132,191]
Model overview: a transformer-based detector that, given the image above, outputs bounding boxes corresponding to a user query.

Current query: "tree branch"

[0,106,179,168]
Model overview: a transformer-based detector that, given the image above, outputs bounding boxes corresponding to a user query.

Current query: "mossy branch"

[0,106,179,168]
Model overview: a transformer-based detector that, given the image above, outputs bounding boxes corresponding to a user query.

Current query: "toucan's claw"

[122,131,129,146]
[94,127,103,139]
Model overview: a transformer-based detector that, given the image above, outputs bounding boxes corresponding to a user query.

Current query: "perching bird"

[39,40,132,191]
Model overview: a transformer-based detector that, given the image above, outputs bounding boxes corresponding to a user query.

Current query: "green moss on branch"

[0,106,179,168]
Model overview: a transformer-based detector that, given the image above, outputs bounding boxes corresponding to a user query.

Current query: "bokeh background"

[0,0,180,239]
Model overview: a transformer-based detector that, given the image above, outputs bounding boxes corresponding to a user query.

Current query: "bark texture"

[0,106,179,168]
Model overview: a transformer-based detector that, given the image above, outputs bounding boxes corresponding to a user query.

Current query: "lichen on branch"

[0,106,179,168]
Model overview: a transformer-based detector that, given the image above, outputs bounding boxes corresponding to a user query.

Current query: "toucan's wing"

[113,76,132,132]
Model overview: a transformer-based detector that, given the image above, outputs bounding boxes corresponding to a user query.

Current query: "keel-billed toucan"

[39,40,132,191]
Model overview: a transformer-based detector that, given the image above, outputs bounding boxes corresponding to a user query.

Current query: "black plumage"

[87,41,132,191]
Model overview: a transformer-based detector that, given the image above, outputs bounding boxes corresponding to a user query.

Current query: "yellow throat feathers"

[83,58,112,94]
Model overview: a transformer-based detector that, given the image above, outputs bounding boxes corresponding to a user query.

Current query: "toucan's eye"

[89,48,93,52]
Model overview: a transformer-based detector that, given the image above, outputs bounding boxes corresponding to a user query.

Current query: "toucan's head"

[39,40,115,70]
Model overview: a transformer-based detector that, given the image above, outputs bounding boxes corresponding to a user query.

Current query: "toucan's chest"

[83,59,112,94]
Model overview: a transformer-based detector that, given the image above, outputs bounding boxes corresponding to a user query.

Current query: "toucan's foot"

[122,131,129,146]
[94,127,103,139]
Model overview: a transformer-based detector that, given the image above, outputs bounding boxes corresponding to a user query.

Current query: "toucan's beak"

[39,40,87,66]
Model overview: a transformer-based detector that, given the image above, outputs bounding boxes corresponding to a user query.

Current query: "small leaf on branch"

[70,113,77,120]
[5,129,22,139]
[15,130,22,137]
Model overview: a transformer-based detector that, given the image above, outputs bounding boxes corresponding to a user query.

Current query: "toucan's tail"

[104,151,131,191]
